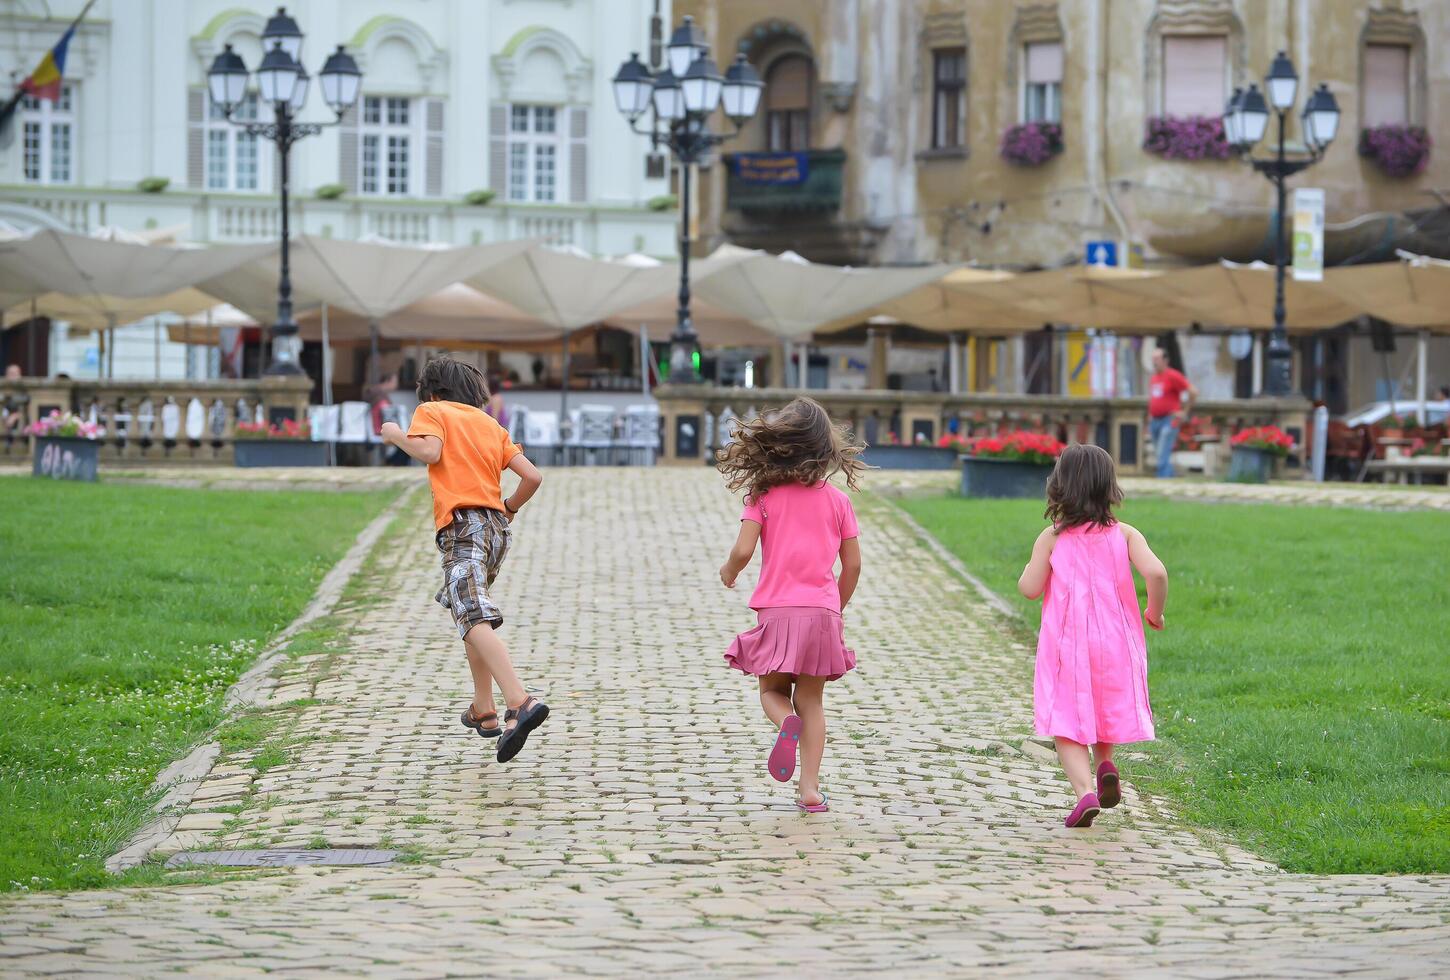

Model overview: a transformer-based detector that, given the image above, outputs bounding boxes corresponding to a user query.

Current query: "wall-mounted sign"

[1292,187,1325,282]
[733,153,809,185]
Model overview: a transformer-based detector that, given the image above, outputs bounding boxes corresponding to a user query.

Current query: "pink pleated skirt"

[725,606,856,681]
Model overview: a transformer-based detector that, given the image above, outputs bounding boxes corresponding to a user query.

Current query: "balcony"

[723,148,845,214]
[0,186,676,255]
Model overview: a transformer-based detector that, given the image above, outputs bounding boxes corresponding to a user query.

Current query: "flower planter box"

[1226,446,1278,483]
[233,440,327,468]
[959,455,1054,498]
[33,436,100,482]
[862,445,959,470]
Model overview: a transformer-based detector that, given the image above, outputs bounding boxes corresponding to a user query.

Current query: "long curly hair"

[1044,443,1122,529]
[716,397,865,502]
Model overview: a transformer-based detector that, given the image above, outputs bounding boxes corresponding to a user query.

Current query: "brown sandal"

[496,695,550,763]
[460,706,503,739]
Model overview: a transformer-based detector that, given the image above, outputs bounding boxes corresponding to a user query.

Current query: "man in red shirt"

[1148,347,1197,478]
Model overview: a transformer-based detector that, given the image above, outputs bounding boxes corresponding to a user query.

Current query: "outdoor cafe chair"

[568,404,620,465]
[523,409,563,467]
[622,404,661,466]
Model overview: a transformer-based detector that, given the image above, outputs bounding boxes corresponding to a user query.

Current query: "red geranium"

[1229,425,1294,456]
[942,430,1065,465]
[235,418,311,441]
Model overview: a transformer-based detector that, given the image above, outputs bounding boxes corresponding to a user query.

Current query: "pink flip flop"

[768,714,802,782]
[795,792,829,813]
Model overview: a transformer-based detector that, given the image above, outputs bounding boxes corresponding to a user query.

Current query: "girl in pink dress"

[716,398,863,813]
[1019,444,1168,828]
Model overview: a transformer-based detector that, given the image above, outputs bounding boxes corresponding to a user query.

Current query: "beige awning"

[294,283,564,345]
[1315,252,1450,330]
[1093,261,1362,330]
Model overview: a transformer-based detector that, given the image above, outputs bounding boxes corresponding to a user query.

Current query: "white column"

[1252,333,1265,396]
[1416,329,1430,424]
[947,333,962,394]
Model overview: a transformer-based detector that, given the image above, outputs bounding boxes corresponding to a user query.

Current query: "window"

[1161,36,1226,116]
[506,104,559,203]
[765,55,812,152]
[203,91,268,191]
[1024,42,1062,123]
[932,48,966,148]
[20,85,75,184]
[361,95,414,196]
[1363,44,1410,126]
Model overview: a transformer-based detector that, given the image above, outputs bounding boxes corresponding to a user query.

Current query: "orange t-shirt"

[407,400,523,530]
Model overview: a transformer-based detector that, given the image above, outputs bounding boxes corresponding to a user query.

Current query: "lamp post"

[613,16,763,382]
[207,8,361,377]
[1222,52,1339,397]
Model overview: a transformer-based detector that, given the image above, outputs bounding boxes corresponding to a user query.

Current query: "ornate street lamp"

[1223,52,1339,397]
[612,17,762,381]
[207,8,361,377]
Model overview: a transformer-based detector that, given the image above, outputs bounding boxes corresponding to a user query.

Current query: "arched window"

[765,55,812,152]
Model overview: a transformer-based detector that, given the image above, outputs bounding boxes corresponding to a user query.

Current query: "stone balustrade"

[1,377,312,466]
[651,385,1311,477]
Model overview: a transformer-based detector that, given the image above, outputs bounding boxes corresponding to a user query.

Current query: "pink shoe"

[1065,792,1101,828]
[768,715,802,782]
[1096,760,1121,808]
[795,792,829,813]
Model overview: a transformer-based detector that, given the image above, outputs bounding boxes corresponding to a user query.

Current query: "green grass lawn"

[0,478,397,892]
[900,492,1450,875]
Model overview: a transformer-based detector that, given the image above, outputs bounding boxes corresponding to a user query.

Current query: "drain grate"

[166,848,397,868]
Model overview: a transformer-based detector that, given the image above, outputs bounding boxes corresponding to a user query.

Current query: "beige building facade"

[673,1,1448,407]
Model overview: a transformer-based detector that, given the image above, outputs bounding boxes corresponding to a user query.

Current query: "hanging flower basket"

[1358,124,1432,178]
[1143,115,1231,161]
[1000,122,1064,167]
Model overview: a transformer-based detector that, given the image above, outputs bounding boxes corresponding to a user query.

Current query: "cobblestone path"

[2,469,1446,976]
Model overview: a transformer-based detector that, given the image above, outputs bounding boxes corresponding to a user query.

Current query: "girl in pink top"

[717,398,863,813]
[1018,444,1168,828]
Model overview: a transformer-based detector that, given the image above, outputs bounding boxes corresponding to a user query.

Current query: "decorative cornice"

[1146,0,1240,35]
[920,12,966,48]
[820,81,855,113]
[737,19,812,59]
[1013,4,1063,45]
[491,25,592,103]
[1362,5,1423,46]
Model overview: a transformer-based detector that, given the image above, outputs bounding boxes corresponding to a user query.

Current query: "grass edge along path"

[896,490,1450,876]
[0,478,401,893]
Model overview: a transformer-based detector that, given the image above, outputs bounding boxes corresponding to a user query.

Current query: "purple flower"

[1143,115,1231,161]
[1358,124,1431,178]
[1000,122,1064,167]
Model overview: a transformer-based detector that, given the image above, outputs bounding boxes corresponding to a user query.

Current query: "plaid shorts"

[435,507,512,639]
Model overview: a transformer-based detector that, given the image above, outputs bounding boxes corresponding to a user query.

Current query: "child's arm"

[1122,523,1168,630]
[380,421,441,465]
[837,537,861,609]
[503,454,542,517]
[719,520,762,588]
[1017,526,1057,599]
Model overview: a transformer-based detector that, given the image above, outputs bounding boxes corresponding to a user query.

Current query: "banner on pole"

[1292,187,1325,282]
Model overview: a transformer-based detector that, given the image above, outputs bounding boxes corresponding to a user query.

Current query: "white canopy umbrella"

[462,244,683,329]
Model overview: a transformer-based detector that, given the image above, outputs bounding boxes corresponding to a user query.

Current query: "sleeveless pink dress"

[1034,523,1155,745]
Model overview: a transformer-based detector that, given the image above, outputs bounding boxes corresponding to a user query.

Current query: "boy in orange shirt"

[380,357,549,763]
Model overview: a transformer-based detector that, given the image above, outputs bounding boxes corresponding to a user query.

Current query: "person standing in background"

[1147,347,1197,479]
[484,375,509,433]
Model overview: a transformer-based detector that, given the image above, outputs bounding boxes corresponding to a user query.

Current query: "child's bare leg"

[463,638,496,716]
[1054,738,1094,798]
[758,673,794,727]
[792,675,828,805]
[1092,742,1115,770]
[462,624,528,721]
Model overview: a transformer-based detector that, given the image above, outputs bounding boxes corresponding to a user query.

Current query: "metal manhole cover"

[165,848,397,868]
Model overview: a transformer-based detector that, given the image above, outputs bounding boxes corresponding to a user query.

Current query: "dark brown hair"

[416,356,490,408]
[715,397,865,502]
[1045,443,1123,529]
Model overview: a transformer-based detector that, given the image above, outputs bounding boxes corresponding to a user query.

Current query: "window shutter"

[766,56,812,111]
[1162,36,1226,116]
[489,104,508,194]
[338,102,359,194]
[1026,42,1063,84]
[187,89,205,189]
[1363,44,1409,126]
[569,106,588,203]
[425,98,445,197]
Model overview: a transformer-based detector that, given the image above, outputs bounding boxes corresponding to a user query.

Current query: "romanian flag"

[20,25,75,102]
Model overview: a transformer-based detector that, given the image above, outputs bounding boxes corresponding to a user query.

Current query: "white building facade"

[0,0,676,254]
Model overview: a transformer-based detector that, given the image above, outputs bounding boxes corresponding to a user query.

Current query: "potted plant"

[464,188,496,206]
[860,430,959,470]
[1358,124,1431,178]
[315,183,346,200]
[1143,115,1231,161]
[26,410,105,482]
[232,418,326,467]
[1000,122,1064,167]
[956,430,1065,498]
[1227,425,1294,483]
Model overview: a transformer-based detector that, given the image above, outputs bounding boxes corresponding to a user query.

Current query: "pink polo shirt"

[742,482,859,612]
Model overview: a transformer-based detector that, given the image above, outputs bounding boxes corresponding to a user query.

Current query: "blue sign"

[1085,240,1118,266]
[733,153,809,186]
